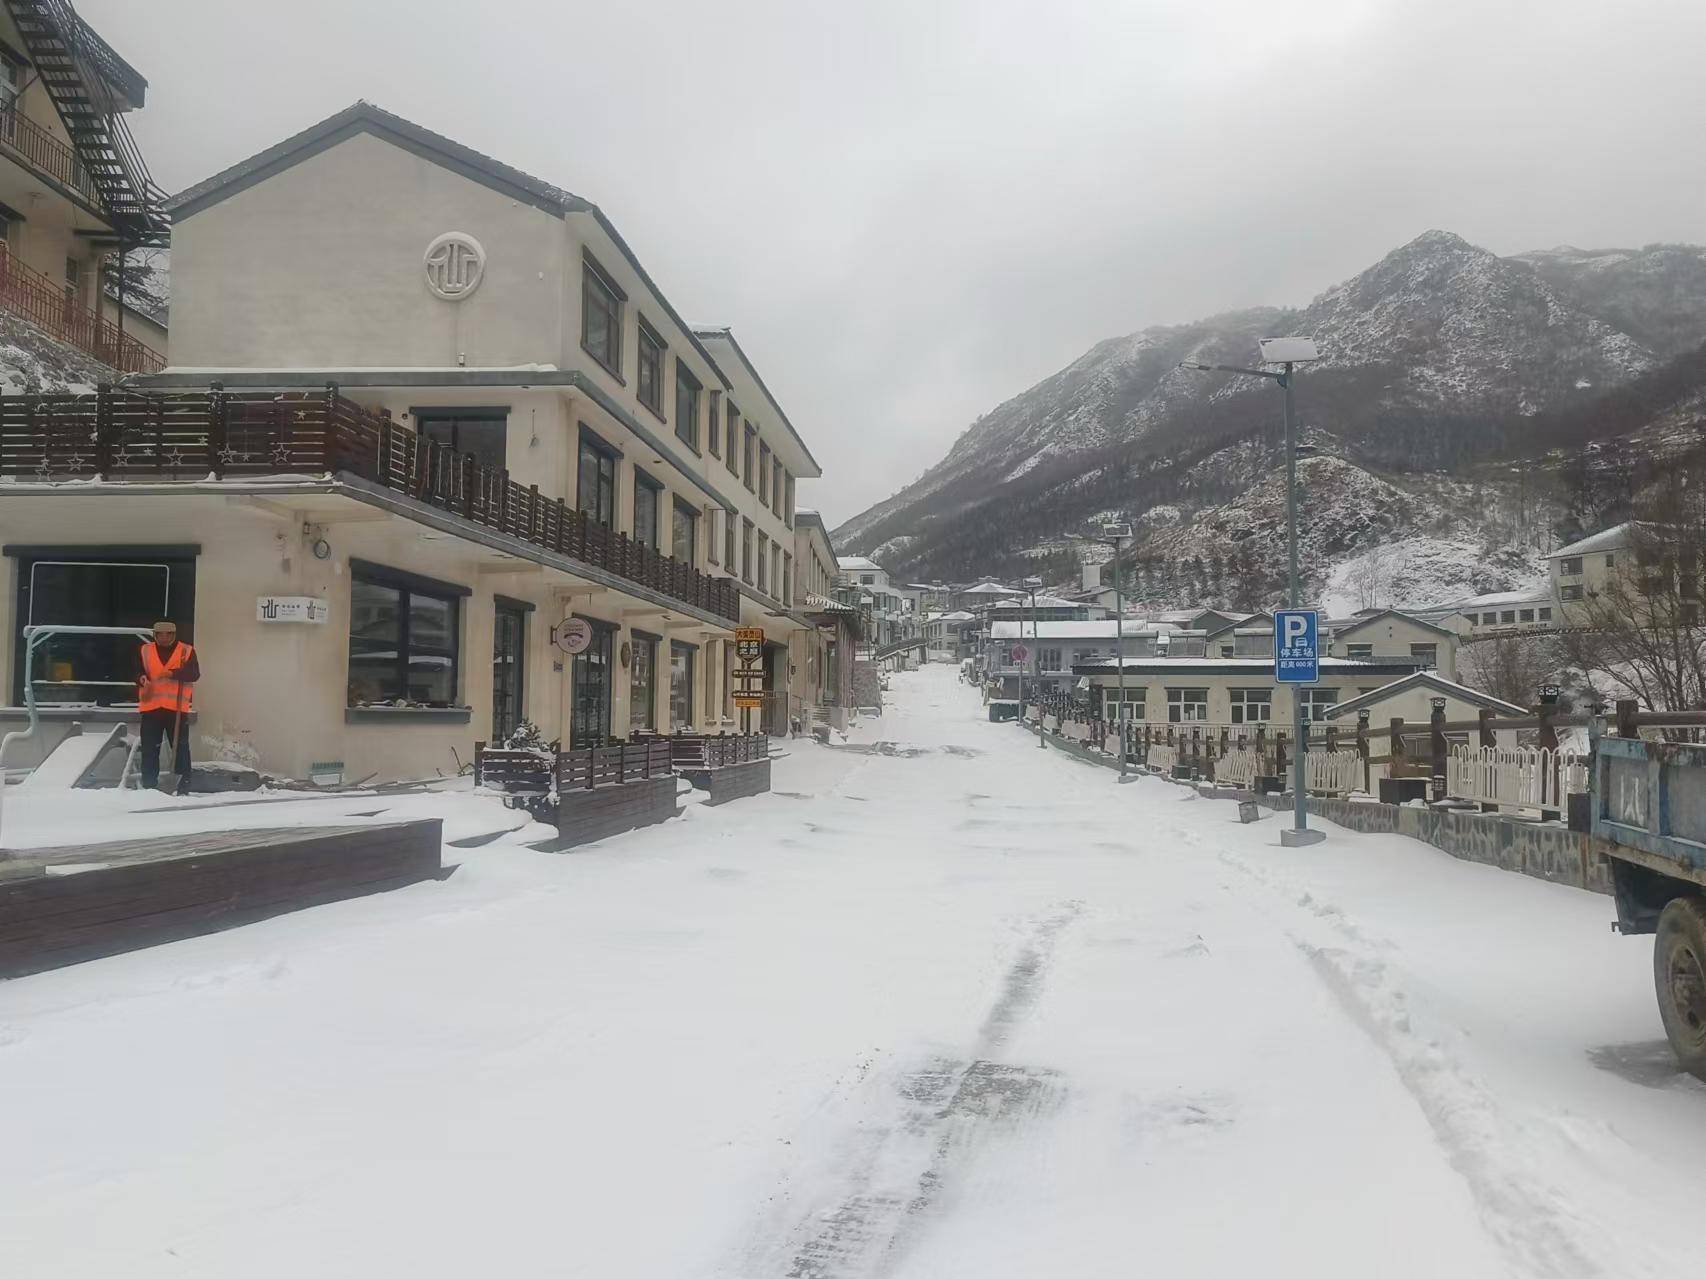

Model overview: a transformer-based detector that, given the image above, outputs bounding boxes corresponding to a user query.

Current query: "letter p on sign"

[1283,614,1309,646]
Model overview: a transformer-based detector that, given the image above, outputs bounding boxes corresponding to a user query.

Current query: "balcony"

[0,245,164,374]
[0,103,102,208]
[0,386,742,623]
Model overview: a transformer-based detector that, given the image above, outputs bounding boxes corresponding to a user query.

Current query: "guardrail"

[1446,745,1588,816]
[2,385,742,622]
[0,245,163,374]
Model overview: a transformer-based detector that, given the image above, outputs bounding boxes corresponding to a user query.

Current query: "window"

[773,543,782,598]
[636,320,665,417]
[633,470,661,550]
[0,50,22,113]
[672,499,698,564]
[708,391,722,456]
[743,425,756,491]
[1560,556,1583,576]
[1345,642,1374,660]
[1233,631,1272,657]
[1409,643,1438,668]
[1538,606,1553,621]
[707,507,720,565]
[726,402,740,475]
[15,554,192,706]
[570,621,614,745]
[1039,646,1063,671]
[1168,688,1208,722]
[1501,610,1516,624]
[1482,612,1498,625]
[348,565,461,707]
[783,552,793,605]
[492,599,527,742]
[1519,608,1534,622]
[629,631,658,732]
[1230,688,1271,723]
[861,574,875,586]
[725,510,737,571]
[577,427,618,528]
[742,519,754,583]
[1560,585,1583,602]
[582,256,623,374]
[675,362,701,450]
[1219,642,1234,658]
[415,409,508,472]
[772,458,784,516]
[784,473,795,527]
[758,442,771,503]
[1302,688,1340,719]
[669,641,696,730]
[64,256,81,307]
[1104,687,1145,720]
[1604,553,1616,568]
[757,531,769,592]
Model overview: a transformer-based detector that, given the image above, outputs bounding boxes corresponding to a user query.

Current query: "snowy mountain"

[835,232,1706,606]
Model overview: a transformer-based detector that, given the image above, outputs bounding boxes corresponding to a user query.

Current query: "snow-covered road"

[4,664,1705,1278]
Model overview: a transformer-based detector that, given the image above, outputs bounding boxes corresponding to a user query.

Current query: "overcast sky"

[91,0,1706,526]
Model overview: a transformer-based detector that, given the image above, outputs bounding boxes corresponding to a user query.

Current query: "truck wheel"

[1654,897,1706,1082]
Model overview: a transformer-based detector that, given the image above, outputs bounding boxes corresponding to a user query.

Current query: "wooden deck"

[0,820,442,978]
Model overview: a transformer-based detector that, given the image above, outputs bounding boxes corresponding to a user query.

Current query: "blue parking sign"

[1274,609,1319,684]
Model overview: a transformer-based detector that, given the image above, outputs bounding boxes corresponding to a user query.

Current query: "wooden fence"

[666,732,769,769]
[1,385,742,622]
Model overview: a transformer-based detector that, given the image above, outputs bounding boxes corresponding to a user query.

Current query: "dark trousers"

[139,707,191,789]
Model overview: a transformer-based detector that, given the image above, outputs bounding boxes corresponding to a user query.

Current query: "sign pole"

[1285,361,1308,838]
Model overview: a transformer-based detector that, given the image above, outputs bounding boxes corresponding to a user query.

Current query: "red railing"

[0,385,743,622]
[0,245,164,374]
[0,103,100,205]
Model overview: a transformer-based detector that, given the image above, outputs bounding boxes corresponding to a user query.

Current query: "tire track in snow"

[1213,848,1612,1279]
[750,903,1081,1279]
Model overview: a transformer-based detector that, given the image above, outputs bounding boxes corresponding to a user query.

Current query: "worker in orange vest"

[137,619,200,794]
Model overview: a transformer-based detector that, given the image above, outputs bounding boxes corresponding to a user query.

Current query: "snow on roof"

[937,610,976,622]
[990,620,1195,640]
[1327,608,1458,640]
[1075,657,1421,673]
[983,593,1079,609]
[961,581,1021,595]
[838,556,884,572]
[1320,671,1529,719]
[1548,522,1634,559]
[1453,587,1553,608]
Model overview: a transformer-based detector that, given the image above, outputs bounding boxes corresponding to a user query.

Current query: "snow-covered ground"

[3,665,1704,1277]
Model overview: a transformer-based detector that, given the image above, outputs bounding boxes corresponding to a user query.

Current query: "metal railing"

[1,386,742,622]
[1445,745,1587,816]
[0,102,99,205]
[0,245,163,373]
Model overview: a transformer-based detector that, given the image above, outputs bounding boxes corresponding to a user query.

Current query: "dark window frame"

[633,467,663,550]
[347,561,464,709]
[758,440,771,504]
[581,254,625,380]
[743,425,756,491]
[674,361,702,452]
[725,402,740,475]
[669,639,697,731]
[636,316,667,420]
[707,390,722,457]
[671,497,699,564]
[725,510,737,572]
[492,595,529,741]
[577,424,620,529]
[412,407,510,473]
[742,518,754,583]
[629,629,660,732]
[757,530,769,593]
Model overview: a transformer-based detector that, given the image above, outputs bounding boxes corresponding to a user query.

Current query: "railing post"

[1616,698,1639,739]
[1429,697,1448,802]
[207,381,227,478]
[1478,707,1496,749]
[1390,717,1406,785]
[322,381,338,473]
[1275,727,1288,786]
[461,452,476,518]
[1356,709,1370,794]
[94,380,112,478]
[473,740,485,787]
[1536,685,1561,820]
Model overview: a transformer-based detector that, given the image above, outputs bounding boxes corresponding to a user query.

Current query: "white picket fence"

[1147,743,1178,773]
[1215,748,1259,789]
[1306,749,1363,797]
[1445,746,1587,815]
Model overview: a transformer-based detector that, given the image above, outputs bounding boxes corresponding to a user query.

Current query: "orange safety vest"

[139,641,195,714]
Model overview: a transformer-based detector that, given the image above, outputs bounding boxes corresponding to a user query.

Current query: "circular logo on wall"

[423,232,486,300]
[553,617,593,656]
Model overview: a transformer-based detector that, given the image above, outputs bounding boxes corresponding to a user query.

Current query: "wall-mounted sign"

[734,694,764,709]
[423,231,486,301]
[552,617,593,655]
[735,626,765,665]
[257,596,329,624]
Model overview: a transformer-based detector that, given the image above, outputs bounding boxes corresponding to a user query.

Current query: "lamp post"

[1180,336,1323,844]
[1067,525,1135,781]
[1023,575,1045,749]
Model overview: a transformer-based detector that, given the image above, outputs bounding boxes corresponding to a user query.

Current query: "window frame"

[1344,642,1374,661]
[743,424,756,491]
[725,509,737,572]
[629,629,660,732]
[757,530,769,593]
[580,254,625,379]
[669,640,696,731]
[412,407,510,473]
[632,467,663,551]
[725,402,740,475]
[347,560,465,709]
[636,316,667,420]
[1229,687,1272,724]
[576,424,619,529]
[759,440,771,504]
[1409,642,1438,667]
[674,360,702,452]
[707,390,722,457]
[742,518,754,584]
[1167,687,1209,723]
[1560,556,1583,576]
[672,497,699,564]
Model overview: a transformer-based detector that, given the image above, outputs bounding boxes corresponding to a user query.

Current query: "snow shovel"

[170,681,190,795]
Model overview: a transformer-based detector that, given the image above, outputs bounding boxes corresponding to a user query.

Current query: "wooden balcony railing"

[0,103,101,206]
[0,385,743,623]
[0,245,164,374]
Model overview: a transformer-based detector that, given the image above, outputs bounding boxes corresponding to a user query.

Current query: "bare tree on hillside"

[1347,539,1411,612]
[1459,634,1564,708]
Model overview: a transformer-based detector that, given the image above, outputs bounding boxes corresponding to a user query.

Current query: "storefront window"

[630,632,657,732]
[14,555,190,706]
[347,566,461,706]
[670,641,695,730]
[571,622,614,744]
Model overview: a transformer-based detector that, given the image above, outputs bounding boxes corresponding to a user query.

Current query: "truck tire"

[1654,896,1706,1082]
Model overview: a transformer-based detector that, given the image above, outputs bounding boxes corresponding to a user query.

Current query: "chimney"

[1081,560,1101,592]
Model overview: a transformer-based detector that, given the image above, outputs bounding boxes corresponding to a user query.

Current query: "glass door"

[492,601,526,742]
[570,624,613,745]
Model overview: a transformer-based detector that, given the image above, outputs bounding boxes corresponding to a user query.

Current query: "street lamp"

[1180,336,1324,845]
[1067,525,1136,781]
[1023,575,1045,749]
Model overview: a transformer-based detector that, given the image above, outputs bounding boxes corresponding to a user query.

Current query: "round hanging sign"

[553,617,593,655]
